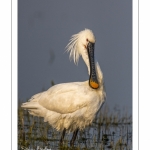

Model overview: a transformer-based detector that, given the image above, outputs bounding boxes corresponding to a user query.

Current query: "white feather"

[21,29,106,132]
[66,28,96,65]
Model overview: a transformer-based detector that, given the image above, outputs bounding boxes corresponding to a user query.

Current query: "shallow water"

[18,105,132,150]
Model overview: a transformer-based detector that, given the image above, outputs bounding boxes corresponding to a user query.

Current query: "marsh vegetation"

[18,101,132,150]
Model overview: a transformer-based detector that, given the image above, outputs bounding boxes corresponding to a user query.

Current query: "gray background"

[18,0,132,114]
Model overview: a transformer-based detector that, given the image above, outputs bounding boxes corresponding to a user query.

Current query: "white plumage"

[21,29,106,134]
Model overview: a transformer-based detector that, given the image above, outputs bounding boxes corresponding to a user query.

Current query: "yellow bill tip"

[90,80,99,89]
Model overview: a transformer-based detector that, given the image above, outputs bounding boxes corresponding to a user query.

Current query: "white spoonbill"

[21,29,106,146]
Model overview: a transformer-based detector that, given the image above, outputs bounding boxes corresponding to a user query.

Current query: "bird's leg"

[70,128,79,147]
[60,128,66,146]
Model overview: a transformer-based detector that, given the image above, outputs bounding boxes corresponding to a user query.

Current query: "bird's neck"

[95,61,103,87]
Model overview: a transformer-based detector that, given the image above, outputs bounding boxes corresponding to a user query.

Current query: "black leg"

[70,128,79,147]
[60,128,66,145]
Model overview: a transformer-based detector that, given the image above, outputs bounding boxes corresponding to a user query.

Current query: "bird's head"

[78,29,95,50]
[66,29,96,65]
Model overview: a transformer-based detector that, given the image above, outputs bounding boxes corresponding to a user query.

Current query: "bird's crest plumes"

[66,29,96,65]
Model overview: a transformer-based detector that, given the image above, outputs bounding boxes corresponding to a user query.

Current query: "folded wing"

[22,81,98,114]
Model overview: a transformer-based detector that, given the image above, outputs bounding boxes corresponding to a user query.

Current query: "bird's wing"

[33,81,98,114]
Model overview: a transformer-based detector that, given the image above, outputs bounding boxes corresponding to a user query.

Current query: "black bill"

[87,42,99,89]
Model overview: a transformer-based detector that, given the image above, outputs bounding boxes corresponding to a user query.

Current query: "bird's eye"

[86,39,88,42]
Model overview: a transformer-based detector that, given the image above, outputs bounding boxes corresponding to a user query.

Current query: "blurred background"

[18,0,132,114]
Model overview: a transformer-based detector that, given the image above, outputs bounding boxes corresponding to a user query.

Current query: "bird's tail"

[21,92,47,117]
